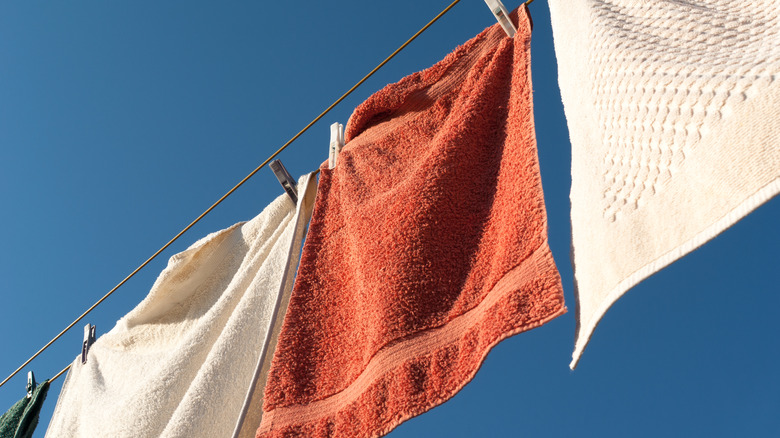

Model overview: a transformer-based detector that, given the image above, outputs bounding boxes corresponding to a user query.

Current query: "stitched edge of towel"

[257,240,565,437]
[231,173,319,438]
[570,177,780,369]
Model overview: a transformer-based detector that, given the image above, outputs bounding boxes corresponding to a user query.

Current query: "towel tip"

[569,351,582,370]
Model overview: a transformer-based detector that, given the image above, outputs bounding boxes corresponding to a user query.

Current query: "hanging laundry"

[258,6,565,438]
[44,174,318,438]
[548,0,780,368]
[0,380,49,438]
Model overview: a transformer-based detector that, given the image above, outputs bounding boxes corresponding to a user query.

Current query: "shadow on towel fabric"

[258,6,566,438]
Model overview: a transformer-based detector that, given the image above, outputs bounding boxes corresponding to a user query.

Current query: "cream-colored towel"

[45,173,317,438]
[549,0,780,368]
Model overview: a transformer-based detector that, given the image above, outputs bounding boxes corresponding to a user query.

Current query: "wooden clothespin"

[484,0,517,37]
[270,160,298,204]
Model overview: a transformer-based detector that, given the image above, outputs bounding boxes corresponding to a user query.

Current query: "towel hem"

[570,177,780,369]
[258,240,565,437]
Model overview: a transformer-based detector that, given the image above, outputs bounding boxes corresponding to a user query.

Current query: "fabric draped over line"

[7,2,779,436]
[548,0,780,368]
[0,381,50,438]
[258,6,565,438]
[44,174,318,438]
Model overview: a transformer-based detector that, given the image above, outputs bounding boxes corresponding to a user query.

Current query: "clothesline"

[4,5,556,427]
[4,1,777,436]
[0,0,512,391]
[35,9,554,429]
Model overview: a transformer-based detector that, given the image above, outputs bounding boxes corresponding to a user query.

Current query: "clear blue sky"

[1,1,778,437]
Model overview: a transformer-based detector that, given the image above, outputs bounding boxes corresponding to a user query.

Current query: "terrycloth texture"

[44,174,318,438]
[0,381,49,438]
[258,7,565,438]
[548,0,780,368]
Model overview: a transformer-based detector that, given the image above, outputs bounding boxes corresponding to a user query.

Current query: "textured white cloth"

[45,173,318,438]
[549,0,780,368]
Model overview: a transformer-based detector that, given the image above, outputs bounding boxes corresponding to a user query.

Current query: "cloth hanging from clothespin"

[44,174,318,438]
[257,6,564,437]
[549,0,780,369]
[0,372,50,438]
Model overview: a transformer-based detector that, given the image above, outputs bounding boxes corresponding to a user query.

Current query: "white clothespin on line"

[26,371,35,399]
[328,122,345,170]
[270,159,298,204]
[484,0,517,38]
[81,323,96,364]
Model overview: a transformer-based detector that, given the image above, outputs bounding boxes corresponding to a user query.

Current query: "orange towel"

[258,7,564,438]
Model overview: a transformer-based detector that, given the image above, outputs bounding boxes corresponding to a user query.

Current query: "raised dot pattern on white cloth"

[587,0,780,221]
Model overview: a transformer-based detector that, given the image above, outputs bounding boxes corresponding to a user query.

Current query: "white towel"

[45,173,318,438]
[549,0,780,368]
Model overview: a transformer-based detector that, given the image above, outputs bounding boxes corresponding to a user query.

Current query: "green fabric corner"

[0,380,50,438]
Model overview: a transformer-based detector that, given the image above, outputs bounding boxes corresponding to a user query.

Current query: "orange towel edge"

[258,240,565,437]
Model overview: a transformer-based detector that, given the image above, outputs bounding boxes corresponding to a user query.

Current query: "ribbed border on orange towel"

[258,243,563,437]
[258,6,565,437]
